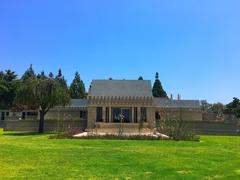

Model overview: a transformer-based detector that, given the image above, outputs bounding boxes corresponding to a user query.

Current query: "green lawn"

[0,132,240,179]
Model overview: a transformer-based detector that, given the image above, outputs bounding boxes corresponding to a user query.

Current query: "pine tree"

[21,64,36,81]
[55,69,67,89]
[152,72,168,98]
[37,71,46,79]
[0,70,18,109]
[69,72,86,98]
[49,72,54,79]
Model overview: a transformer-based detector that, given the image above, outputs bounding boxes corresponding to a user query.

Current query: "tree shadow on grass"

[3,131,51,136]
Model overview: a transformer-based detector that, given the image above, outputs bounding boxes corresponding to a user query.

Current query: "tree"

[69,72,86,98]
[21,64,36,81]
[15,77,70,133]
[152,72,167,98]
[55,69,67,89]
[226,97,240,118]
[0,70,18,109]
[138,76,143,80]
[49,72,54,79]
[209,103,225,119]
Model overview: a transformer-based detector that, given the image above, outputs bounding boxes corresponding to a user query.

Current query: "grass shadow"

[3,131,49,136]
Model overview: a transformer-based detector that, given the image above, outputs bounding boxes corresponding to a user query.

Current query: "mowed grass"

[0,132,240,180]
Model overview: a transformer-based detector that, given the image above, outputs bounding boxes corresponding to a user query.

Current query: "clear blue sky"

[0,1,239,104]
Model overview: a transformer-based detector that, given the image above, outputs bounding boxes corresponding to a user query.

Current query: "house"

[47,79,202,132]
[0,79,203,132]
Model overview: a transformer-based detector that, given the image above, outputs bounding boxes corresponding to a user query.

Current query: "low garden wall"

[0,119,87,132]
[0,119,239,135]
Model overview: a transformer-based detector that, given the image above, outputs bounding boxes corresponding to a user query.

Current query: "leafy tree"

[55,69,67,89]
[226,97,240,118]
[15,77,70,133]
[138,76,143,80]
[0,70,18,109]
[209,103,225,119]
[21,64,36,81]
[152,72,167,98]
[69,72,86,98]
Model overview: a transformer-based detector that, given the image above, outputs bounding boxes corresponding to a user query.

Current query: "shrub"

[157,109,200,141]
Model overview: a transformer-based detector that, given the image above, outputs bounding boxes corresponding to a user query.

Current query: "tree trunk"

[39,111,45,133]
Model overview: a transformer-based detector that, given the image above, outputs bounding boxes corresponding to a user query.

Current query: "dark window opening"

[134,107,137,123]
[112,108,130,123]
[80,111,87,119]
[27,111,38,116]
[6,112,9,116]
[106,107,109,122]
[96,107,103,122]
[1,112,4,120]
[22,112,26,119]
[155,112,161,120]
[141,107,147,122]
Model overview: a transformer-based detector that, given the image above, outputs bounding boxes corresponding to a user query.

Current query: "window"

[106,107,109,122]
[96,107,103,122]
[22,112,26,119]
[141,107,147,122]
[27,111,38,116]
[112,108,130,123]
[6,112,9,116]
[134,107,137,123]
[155,112,161,120]
[1,112,4,120]
[80,111,87,119]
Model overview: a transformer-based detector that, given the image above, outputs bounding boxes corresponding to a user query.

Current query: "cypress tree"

[152,72,168,98]
[55,69,67,89]
[21,64,36,81]
[69,72,86,98]
[49,72,54,79]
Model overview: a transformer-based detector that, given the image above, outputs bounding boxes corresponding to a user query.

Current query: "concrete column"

[137,107,141,122]
[87,107,96,129]
[147,107,155,129]
[109,107,112,123]
[102,106,106,122]
[131,107,134,123]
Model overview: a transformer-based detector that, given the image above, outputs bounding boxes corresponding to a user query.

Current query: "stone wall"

[1,119,239,135]
[0,119,87,132]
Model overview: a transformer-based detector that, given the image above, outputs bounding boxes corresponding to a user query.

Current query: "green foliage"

[69,72,86,98]
[226,97,240,118]
[21,64,36,81]
[152,72,168,98]
[55,69,67,89]
[209,102,225,119]
[0,128,3,134]
[48,72,54,79]
[157,109,199,141]
[0,70,18,109]
[138,76,143,80]
[15,77,70,133]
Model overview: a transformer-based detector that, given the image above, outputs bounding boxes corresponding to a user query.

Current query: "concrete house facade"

[67,79,202,132]
[1,79,204,132]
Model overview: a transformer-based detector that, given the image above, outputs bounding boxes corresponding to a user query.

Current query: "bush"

[156,109,200,141]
